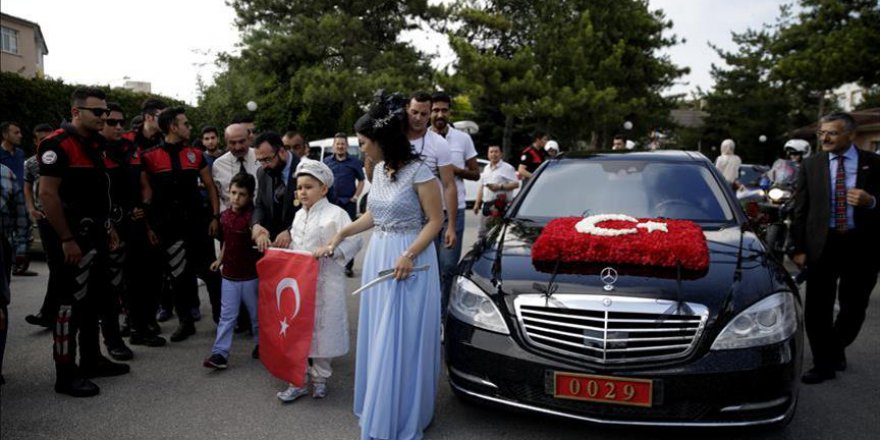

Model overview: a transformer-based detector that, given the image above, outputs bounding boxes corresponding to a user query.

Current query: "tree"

[699,29,805,164]
[771,0,880,109]
[197,0,442,139]
[441,0,686,157]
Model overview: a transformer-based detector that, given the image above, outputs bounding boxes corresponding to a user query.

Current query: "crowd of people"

[0,87,528,440]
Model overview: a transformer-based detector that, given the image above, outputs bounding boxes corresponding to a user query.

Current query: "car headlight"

[711,292,799,350]
[449,277,510,335]
[767,188,791,202]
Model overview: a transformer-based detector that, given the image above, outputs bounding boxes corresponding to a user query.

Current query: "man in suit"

[791,111,880,384]
[252,131,300,251]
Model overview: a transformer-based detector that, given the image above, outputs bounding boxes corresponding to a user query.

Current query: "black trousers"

[805,230,879,371]
[36,219,62,319]
[46,227,108,380]
[125,222,163,336]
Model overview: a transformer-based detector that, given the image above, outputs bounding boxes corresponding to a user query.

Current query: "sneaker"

[203,353,228,370]
[311,382,327,399]
[156,307,172,322]
[276,385,309,403]
[252,345,260,359]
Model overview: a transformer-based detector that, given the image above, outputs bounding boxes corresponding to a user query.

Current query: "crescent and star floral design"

[532,214,710,272]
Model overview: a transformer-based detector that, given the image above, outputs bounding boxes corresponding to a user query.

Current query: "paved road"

[2,214,878,439]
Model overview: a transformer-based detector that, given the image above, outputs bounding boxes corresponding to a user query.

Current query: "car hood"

[466,219,795,318]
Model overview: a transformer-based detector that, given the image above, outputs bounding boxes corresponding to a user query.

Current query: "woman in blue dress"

[317,93,443,440]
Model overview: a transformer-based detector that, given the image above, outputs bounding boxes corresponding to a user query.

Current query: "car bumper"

[445,316,802,427]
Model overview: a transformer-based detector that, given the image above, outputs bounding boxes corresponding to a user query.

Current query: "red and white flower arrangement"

[532,214,710,272]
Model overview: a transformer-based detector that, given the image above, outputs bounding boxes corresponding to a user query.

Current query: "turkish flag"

[257,249,319,386]
[532,217,710,273]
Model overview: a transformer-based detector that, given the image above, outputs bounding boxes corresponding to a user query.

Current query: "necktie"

[238,159,246,175]
[834,155,847,232]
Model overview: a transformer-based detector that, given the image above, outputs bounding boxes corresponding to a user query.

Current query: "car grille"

[514,294,708,365]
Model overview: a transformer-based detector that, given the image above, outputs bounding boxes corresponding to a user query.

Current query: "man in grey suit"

[251,132,300,251]
[791,111,880,384]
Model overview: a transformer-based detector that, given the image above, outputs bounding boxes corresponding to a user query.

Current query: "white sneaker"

[276,385,309,403]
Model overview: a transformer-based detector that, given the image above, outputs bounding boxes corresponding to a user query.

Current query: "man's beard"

[432,118,447,131]
[267,158,286,176]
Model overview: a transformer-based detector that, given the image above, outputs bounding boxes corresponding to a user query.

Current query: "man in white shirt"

[430,92,479,306]
[212,124,259,211]
[474,145,518,238]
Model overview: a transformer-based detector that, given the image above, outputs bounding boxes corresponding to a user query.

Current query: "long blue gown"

[354,160,441,440]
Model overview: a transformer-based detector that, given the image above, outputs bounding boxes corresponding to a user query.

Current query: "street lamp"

[623,120,633,131]
[759,134,767,143]
[246,101,258,112]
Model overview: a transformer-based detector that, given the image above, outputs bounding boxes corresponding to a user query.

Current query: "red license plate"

[553,372,653,407]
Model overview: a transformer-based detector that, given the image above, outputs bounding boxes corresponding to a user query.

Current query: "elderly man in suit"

[251,131,300,251]
[791,111,880,385]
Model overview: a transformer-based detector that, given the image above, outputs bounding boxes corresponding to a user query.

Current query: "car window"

[515,160,734,222]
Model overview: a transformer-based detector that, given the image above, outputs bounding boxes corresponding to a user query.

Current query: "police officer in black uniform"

[139,107,220,342]
[39,88,130,397]
[121,99,168,347]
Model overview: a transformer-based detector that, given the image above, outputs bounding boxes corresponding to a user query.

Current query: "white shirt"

[288,198,362,358]
[439,127,478,210]
[212,148,259,211]
[411,130,452,210]
[479,160,518,201]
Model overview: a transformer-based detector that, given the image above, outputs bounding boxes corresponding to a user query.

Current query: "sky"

[1,0,788,105]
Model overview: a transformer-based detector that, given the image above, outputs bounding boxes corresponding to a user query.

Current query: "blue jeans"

[211,278,259,358]
[436,209,465,321]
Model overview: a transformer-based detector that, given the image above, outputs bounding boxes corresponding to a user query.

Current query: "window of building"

[1,26,19,54]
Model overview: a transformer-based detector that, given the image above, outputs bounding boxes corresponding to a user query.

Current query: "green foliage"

[771,0,880,92]
[0,72,186,154]
[197,0,439,139]
[441,0,686,157]
[699,0,877,165]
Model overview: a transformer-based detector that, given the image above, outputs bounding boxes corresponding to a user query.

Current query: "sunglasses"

[78,107,111,117]
[105,119,125,127]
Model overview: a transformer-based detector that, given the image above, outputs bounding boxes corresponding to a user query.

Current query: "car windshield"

[515,159,735,223]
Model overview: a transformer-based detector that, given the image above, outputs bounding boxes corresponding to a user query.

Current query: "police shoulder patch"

[41,150,58,165]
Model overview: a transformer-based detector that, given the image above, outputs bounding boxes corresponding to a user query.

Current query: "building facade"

[1,12,48,79]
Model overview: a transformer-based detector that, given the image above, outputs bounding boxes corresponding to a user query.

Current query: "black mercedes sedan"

[445,151,803,427]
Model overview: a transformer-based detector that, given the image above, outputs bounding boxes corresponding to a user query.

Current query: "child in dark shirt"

[203,173,261,369]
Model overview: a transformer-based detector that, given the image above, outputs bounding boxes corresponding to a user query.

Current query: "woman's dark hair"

[230,171,256,196]
[354,91,417,180]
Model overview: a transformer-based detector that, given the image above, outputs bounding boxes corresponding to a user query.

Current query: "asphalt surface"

[1,214,878,440]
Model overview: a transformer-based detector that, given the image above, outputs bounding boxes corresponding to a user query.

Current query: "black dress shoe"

[146,322,162,336]
[107,343,134,361]
[25,313,52,328]
[80,356,131,378]
[170,324,196,342]
[130,333,167,347]
[252,345,260,359]
[802,368,835,384]
[55,377,100,397]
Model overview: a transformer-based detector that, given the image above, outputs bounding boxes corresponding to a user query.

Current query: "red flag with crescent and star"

[532,215,710,272]
[257,249,319,386]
